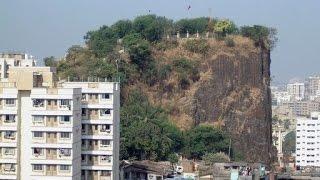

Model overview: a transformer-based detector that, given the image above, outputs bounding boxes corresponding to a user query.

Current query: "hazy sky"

[1,0,320,82]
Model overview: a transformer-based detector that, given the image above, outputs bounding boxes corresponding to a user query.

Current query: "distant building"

[287,83,305,101]
[0,53,36,79]
[295,112,320,167]
[0,53,120,180]
[282,101,320,117]
[305,76,320,99]
[272,91,291,106]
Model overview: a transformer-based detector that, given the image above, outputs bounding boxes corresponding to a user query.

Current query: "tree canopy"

[183,125,229,159]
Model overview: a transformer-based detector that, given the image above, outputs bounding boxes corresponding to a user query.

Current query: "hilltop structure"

[0,53,119,180]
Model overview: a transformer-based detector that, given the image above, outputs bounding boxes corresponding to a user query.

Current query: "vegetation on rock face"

[240,25,278,50]
[44,14,277,162]
[183,125,229,159]
[120,89,182,160]
[183,39,210,54]
[214,19,237,37]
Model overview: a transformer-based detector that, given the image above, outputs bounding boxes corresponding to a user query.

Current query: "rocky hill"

[136,37,274,164]
[50,15,276,165]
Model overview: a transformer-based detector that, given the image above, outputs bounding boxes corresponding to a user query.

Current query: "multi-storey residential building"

[0,53,119,180]
[295,112,320,168]
[287,82,305,101]
[282,101,320,117]
[61,82,120,180]
[305,76,320,100]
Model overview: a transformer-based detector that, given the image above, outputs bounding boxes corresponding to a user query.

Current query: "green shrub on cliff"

[240,25,277,50]
[183,39,210,54]
[183,125,229,159]
[214,19,237,37]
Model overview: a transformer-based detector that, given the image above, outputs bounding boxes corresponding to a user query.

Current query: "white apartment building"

[61,82,120,180]
[0,53,119,180]
[287,82,305,101]
[295,112,320,167]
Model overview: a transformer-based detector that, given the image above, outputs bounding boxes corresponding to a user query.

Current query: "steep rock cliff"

[147,37,274,164]
[192,48,273,164]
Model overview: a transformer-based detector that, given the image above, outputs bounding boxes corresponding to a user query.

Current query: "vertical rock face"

[193,48,273,165]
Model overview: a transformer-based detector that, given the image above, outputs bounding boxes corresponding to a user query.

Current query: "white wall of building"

[296,112,320,167]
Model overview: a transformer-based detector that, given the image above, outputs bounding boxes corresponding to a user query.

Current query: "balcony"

[46,118,58,127]
[46,101,58,110]
[82,140,112,151]
[83,128,111,136]
[45,165,57,176]
[46,170,57,176]
[83,156,112,166]
[46,149,57,160]
[46,134,57,144]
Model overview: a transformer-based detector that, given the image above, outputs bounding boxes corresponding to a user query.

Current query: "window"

[60,132,70,139]
[101,140,111,147]
[101,155,111,163]
[89,94,98,100]
[81,94,86,101]
[60,165,70,171]
[33,148,43,156]
[59,148,71,156]
[33,164,43,171]
[33,99,44,107]
[101,125,111,132]
[60,116,70,123]
[33,132,43,138]
[100,109,111,116]
[33,116,44,124]
[4,131,15,139]
[101,93,110,99]
[60,99,70,106]
[82,108,86,116]
[82,125,86,133]
[5,99,15,106]
[48,100,57,106]
[101,171,111,176]
[60,100,71,110]
[4,164,15,171]
[4,148,15,155]
[5,115,15,123]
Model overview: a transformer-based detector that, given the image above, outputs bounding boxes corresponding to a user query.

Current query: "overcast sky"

[1,0,319,83]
